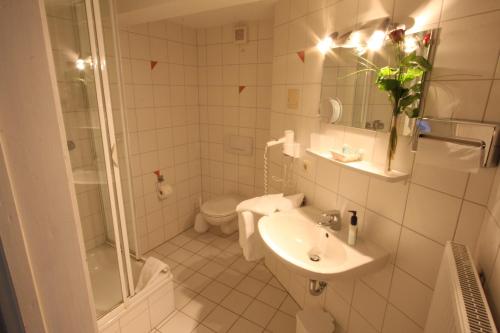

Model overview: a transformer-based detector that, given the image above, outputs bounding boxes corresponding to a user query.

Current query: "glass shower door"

[44,0,134,318]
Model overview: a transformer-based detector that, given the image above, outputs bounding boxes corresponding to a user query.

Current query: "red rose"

[389,29,405,43]
[423,32,431,46]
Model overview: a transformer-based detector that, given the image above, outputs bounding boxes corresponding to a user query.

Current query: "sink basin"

[258,206,389,280]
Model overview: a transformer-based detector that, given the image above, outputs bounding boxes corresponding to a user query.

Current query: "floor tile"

[242,299,277,328]
[150,230,300,333]
[184,239,207,253]
[183,254,211,271]
[192,324,216,333]
[216,268,245,288]
[158,311,198,333]
[228,317,263,333]
[226,242,242,255]
[169,248,195,263]
[174,285,197,309]
[202,306,239,333]
[154,242,179,256]
[197,232,218,244]
[256,284,287,308]
[198,245,222,260]
[278,296,300,316]
[212,251,240,267]
[200,280,232,303]
[210,237,233,250]
[181,295,217,322]
[248,264,273,283]
[145,251,165,261]
[170,234,192,247]
[171,265,195,283]
[265,311,295,333]
[220,289,253,315]
[182,272,212,293]
[199,261,226,279]
[268,277,285,291]
[230,257,257,274]
[182,228,201,240]
[160,256,180,270]
[235,276,266,296]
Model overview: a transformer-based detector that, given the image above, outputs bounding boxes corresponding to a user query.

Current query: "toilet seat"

[201,194,244,225]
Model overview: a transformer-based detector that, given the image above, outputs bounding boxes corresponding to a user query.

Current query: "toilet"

[199,194,244,235]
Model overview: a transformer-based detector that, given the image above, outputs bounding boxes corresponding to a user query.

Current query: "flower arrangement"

[354,28,432,171]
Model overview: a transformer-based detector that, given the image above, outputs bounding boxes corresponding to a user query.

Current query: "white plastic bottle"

[348,210,358,246]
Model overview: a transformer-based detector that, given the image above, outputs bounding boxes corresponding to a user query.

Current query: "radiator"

[425,242,497,333]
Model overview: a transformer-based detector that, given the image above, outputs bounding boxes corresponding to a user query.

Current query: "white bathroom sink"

[258,206,389,280]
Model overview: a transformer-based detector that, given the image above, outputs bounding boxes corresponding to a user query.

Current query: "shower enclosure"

[44,0,141,319]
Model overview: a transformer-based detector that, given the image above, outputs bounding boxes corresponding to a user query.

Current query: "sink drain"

[309,254,321,262]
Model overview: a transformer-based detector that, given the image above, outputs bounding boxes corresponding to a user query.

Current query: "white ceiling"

[116,0,276,28]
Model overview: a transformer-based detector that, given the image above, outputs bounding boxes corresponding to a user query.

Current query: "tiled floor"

[146,229,300,333]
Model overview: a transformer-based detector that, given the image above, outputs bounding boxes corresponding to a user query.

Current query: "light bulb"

[348,31,362,48]
[367,30,386,51]
[404,36,418,53]
[75,58,85,71]
[317,36,333,54]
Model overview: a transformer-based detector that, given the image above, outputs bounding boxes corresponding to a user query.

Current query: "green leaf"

[413,56,432,71]
[399,93,421,108]
[401,67,424,83]
[410,83,422,93]
[401,52,432,72]
[376,78,400,92]
[400,51,417,65]
[405,107,421,118]
[379,66,398,77]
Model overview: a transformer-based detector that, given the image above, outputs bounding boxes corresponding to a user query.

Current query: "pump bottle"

[348,210,358,246]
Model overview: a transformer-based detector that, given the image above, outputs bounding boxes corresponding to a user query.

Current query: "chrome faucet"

[318,210,342,231]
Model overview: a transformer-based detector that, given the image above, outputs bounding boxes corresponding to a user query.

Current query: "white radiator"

[425,242,497,333]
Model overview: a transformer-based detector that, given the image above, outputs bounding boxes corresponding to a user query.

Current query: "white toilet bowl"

[200,194,244,235]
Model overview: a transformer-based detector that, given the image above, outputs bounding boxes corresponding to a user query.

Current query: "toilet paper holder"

[411,118,500,168]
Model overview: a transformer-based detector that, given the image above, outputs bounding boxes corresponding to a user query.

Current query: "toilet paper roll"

[416,138,482,173]
[157,182,173,200]
[284,130,294,145]
[283,143,295,156]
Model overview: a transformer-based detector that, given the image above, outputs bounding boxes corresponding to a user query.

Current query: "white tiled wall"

[267,0,500,332]
[197,21,273,199]
[120,22,202,253]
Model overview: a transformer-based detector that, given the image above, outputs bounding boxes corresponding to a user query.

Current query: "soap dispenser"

[348,210,358,246]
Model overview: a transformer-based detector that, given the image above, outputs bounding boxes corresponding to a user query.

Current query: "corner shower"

[45,0,143,319]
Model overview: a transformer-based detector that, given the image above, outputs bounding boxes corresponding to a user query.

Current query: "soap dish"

[330,150,362,163]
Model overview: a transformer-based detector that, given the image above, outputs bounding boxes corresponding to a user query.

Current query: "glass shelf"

[306,148,409,183]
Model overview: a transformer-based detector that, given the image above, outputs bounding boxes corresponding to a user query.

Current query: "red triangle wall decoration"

[239,85,246,93]
[150,61,158,70]
[297,51,305,63]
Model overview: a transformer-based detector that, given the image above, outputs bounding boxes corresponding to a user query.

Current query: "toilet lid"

[201,194,244,217]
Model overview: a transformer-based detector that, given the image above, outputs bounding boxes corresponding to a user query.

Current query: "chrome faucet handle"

[318,210,341,228]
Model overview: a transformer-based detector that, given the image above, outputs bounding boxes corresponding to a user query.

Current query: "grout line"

[153,230,295,332]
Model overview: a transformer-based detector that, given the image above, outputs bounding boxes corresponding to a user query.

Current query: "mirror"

[319,28,435,133]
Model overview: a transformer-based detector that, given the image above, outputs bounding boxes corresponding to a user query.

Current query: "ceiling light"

[75,58,86,71]
[404,36,418,53]
[367,30,386,51]
[347,31,362,48]
[317,36,333,54]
